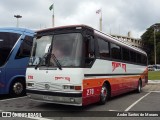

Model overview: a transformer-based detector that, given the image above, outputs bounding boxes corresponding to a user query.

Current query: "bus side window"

[111,43,121,60]
[15,36,33,59]
[130,50,136,63]
[136,53,141,64]
[97,37,110,59]
[122,47,130,62]
[141,54,147,65]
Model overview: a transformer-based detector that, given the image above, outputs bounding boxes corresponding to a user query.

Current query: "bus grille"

[34,82,62,91]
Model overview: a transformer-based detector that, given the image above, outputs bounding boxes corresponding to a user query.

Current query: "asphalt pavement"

[0,82,160,120]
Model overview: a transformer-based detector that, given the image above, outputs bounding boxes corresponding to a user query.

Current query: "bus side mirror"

[84,35,95,67]
[88,37,95,58]
[45,44,51,54]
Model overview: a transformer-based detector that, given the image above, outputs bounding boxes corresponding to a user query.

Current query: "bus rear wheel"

[9,80,25,97]
[99,83,109,105]
[136,80,142,93]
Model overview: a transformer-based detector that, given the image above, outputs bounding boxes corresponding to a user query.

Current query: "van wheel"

[137,80,142,93]
[99,83,109,105]
[9,80,25,97]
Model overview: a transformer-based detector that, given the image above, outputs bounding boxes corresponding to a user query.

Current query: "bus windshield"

[29,33,83,67]
[0,32,20,66]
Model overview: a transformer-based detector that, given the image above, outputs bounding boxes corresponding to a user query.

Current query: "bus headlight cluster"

[26,83,34,87]
[63,85,81,90]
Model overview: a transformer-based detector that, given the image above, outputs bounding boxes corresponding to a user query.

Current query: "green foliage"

[148,71,160,80]
[141,24,160,64]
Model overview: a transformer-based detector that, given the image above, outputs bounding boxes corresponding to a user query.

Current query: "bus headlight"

[27,83,34,87]
[63,85,74,90]
[63,85,81,90]
[63,85,71,89]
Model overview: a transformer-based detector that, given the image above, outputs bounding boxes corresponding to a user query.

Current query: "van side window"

[15,36,33,59]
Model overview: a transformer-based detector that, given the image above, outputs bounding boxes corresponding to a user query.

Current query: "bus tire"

[9,79,26,97]
[99,83,109,105]
[136,80,142,93]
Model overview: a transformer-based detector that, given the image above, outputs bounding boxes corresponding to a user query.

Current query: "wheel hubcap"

[13,82,23,95]
[138,83,141,92]
[101,86,107,101]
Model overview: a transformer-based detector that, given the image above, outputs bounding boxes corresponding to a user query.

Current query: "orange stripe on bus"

[83,69,148,89]
[83,76,140,89]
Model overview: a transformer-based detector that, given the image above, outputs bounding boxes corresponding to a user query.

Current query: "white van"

[148,65,160,71]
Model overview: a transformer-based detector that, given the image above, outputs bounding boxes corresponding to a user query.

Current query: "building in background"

[111,32,142,49]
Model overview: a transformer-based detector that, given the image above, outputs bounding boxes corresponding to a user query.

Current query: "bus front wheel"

[99,83,109,105]
[9,80,25,97]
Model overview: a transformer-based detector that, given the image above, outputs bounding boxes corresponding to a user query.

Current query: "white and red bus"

[26,25,148,106]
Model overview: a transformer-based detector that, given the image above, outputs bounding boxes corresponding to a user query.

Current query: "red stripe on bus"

[82,70,148,105]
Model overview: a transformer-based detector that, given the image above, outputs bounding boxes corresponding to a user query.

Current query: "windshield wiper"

[51,53,62,70]
[34,52,62,70]
[35,53,49,69]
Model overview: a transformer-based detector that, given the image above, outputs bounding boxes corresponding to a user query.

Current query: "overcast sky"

[0,0,160,38]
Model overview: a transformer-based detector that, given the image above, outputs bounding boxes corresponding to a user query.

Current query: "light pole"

[49,3,54,27]
[153,24,160,65]
[96,9,102,31]
[99,9,102,31]
[14,15,22,27]
[52,3,54,27]
[154,27,156,65]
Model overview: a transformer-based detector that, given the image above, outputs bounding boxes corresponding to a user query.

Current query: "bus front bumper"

[26,89,82,106]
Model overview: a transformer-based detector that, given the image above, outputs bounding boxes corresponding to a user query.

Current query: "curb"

[148,80,160,84]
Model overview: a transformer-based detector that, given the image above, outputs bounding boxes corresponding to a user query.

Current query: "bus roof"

[36,24,92,33]
[0,27,34,34]
[36,24,147,56]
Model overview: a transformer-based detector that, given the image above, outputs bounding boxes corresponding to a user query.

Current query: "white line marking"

[109,110,118,111]
[125,92,151,111]
[0,96,27,102]
[150,91,160,93]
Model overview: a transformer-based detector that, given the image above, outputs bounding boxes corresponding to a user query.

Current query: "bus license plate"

[43,95,54,101]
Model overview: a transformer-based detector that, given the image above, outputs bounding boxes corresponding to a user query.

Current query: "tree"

[141,23,160,65]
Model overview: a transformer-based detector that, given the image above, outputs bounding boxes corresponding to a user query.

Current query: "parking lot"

[0,83,160,120]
